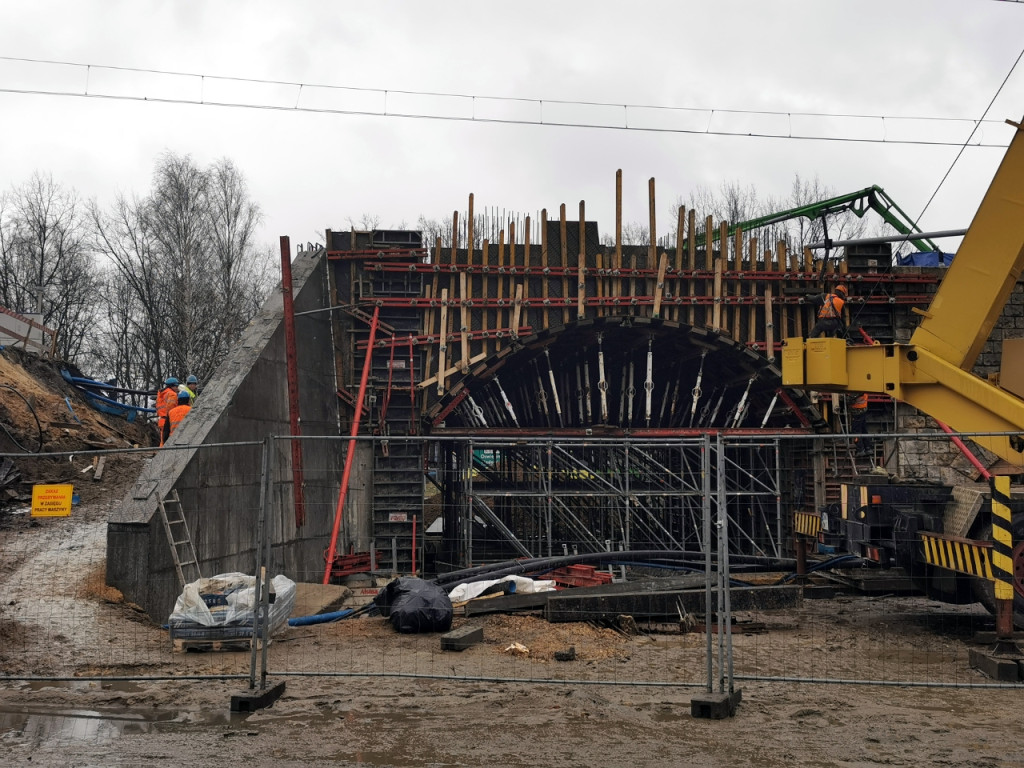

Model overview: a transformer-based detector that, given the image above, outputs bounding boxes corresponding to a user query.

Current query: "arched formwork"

[424,318,821,573]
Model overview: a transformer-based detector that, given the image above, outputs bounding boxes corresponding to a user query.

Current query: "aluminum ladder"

[158,489,202,588]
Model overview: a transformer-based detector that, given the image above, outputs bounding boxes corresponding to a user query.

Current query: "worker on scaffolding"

[807,284,849,339]
[180,374,199,404]
[162,390,192,445]
[156,377,180,447]
[849,392,874,457]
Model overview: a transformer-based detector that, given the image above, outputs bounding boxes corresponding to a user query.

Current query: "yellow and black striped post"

[990,475,1015,638]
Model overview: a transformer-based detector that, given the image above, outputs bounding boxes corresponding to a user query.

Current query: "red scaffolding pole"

[323,305,381,584]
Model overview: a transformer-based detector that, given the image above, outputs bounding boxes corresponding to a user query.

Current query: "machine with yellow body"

[783,115,1024,622]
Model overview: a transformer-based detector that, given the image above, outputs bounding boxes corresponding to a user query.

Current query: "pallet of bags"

[168,572,296,651]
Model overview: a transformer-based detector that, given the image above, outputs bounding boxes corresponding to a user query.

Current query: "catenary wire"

[0,85,1013,149]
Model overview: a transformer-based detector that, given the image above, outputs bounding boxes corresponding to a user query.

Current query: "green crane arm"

[691,186,938,253]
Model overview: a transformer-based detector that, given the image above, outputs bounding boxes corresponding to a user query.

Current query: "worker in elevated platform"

[162,390,192,445]
[156,377,180,446]
[807,283,848,339]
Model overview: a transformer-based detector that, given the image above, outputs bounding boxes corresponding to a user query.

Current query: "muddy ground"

[1,491,1023,767]
[2,351,1023,766]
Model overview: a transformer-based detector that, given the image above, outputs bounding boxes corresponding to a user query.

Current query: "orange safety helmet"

[834,284,848,296]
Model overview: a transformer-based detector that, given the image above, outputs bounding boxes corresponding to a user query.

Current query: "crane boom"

[782,116,1024,468]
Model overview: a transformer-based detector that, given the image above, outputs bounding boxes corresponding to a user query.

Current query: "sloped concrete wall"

[107,248,354,622]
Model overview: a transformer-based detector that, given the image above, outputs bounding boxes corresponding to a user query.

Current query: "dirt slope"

[0,348,155,508]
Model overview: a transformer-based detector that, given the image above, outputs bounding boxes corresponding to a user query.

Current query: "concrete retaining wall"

[107,248,354,622]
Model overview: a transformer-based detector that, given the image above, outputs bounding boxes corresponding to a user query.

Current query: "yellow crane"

[783,115,1024,468]
[782,115,1024,632]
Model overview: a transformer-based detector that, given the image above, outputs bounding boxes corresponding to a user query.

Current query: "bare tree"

[89,192,171,387]
[90,153,271,389]
[0,173,99,360]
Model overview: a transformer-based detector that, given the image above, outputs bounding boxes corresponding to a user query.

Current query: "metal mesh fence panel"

[726,431,1023,689]
[0,442,265,684]
[265,435,724,691]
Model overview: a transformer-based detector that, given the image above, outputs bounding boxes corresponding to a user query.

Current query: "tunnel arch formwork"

[325,222,937,575]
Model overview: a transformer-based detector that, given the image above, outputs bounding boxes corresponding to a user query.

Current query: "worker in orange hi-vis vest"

[807,284,849,339]
[156,377,180,447]
[850,392,873,456]
[162,390,192,445]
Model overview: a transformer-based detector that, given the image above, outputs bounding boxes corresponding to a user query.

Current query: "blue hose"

[287,609,354,627]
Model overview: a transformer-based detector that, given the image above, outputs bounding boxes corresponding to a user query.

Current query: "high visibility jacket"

[851,393,868,410]
[166,403,191,437]
[179,384,197,405]
[156,387,179,420]
[817,293,846,319]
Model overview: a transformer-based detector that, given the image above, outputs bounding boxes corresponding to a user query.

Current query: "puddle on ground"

[0,703,466,765]
[0,681,244,748]
[22,679,147,694]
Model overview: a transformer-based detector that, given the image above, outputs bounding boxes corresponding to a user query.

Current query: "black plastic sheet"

[374,577,453,633]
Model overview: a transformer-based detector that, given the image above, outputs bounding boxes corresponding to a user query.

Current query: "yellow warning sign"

[31,484,73,517]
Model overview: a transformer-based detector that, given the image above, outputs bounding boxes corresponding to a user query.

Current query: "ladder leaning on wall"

[158,489,202,588]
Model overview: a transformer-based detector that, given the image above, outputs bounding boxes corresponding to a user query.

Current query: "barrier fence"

[1,429,1023,701]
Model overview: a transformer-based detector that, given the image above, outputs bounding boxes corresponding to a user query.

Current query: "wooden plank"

[719,222,729,334]
[437,288,449,396]
[688,209,697,326]
[748,237,759,346]
[615,170,622,302]
[652,252,668,319]
[93,456,106,481]
[459,271,470,373]
[560,203,570,324]
[511,283,524,339]
[704,216,714,329]
[541,209,550,330]
[481,238,490,357]
[712,253,723,331]
[732,226,743,342]
[765,283,775,362]
[674,205,685,322]
[523,215,532,323]
[419,351,488,389]
[545,585,802,623]
[648,177,657,317]
[497,229,505,352]
[577,201,586,320]
[776,241,788,340]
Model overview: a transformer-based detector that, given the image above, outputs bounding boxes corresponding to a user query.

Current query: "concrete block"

[441,625,483,652]
[969,648,1022,682]
[690,689,742,720]
[231,680,286,712]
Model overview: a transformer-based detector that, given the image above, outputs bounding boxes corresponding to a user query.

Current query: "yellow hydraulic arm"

[782,116,1024,468]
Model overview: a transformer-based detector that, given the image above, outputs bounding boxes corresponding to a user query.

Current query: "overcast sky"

[2,0,1024,255]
